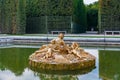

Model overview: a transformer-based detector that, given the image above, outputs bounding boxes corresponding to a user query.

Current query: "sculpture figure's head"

[72,42,79,49]
[58,33,64,39]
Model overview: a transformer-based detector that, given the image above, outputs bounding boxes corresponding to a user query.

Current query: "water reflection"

[0,48,98,80]
[1,47,119,80]
[30,49,98,80]
[0,68,39,80]
[0,48,37,75]
[35,73,78,80]
[30,63,96,80]
[99,50,120,80]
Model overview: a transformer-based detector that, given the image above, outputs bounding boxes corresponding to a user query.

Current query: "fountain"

[29,33,96,70]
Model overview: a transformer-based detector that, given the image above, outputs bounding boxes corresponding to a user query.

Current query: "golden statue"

[29,33,96,70]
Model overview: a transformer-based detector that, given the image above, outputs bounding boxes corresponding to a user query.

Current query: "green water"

[0,46,120,80]
[99,50,120,80]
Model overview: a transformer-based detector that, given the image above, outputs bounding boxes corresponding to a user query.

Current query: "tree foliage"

[0,0,90,34]
[72,0,87,33]
[99,0,120,33]
[0,0,12,33]
[17,0,26,34]
[47,0,73,16]
[26,0,46,17]
[86,1,99,31]
[26,0,73,34]
[26,0,73,17]
[0,0,26,34]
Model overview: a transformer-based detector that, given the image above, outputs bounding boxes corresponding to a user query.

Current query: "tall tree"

[11,0,19,34]
[86,1,98,31]
[17,0,26,34]
[0,0,13,33]
[0,0,5,33]
[72,0,87,33]
[0,0,26,34]
[99,0,120,33]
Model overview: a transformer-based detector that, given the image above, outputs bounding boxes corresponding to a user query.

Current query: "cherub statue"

[50,33,66,53]
[50,33,65,45]
[33,33,66,58]
[71,42,82,58]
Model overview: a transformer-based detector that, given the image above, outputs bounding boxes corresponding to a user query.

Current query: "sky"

[83,0,98,5]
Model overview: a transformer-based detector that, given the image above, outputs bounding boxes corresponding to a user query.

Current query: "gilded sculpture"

[29,33,96,70]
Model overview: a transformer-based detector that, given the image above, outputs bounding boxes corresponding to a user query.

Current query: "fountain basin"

[29,55,95,70]
[29,33,96,70]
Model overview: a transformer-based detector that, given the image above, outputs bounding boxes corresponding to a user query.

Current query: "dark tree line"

[26,0,73,17]
[0,0,26,34]
[86,1,99,31]
[0,0,98,34]
[0,0,73,34]
[72,0,87,33]
[26,0,73,34]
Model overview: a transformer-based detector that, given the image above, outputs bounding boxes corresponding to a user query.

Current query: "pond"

[0,45,120,80]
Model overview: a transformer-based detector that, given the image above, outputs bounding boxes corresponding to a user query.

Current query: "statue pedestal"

[29,33,96,70]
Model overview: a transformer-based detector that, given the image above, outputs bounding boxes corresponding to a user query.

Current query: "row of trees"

[0,0,73,34]
[72,0,99,33]
[0,0,98,34]
[0,0,26,34]
[86,1,99,31]
[26,0,99,33]
[72,0,87,33]
[26,0,73,17]
[26,0,73,34]
[99,0,120,33]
